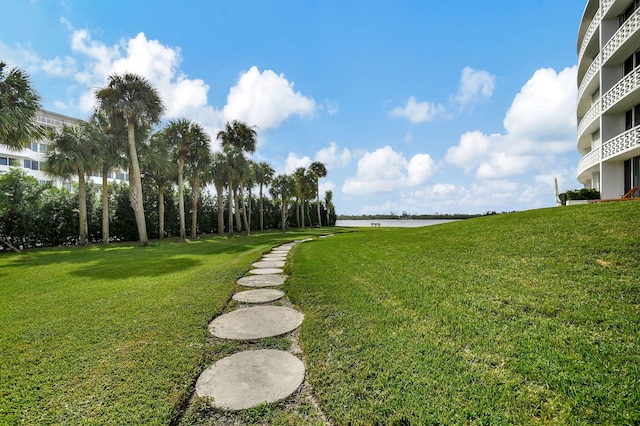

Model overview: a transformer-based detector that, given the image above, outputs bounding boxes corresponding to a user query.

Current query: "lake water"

[335,219,460,228]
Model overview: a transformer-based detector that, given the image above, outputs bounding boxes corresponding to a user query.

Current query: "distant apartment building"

[577,0,640,197]
[0,109,128,188]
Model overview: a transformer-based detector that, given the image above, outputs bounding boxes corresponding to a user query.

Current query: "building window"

[30,142,39,151]
[624,156,640,194]
[23,159,31,169]
[620,0,640,26]
[0,157,7,166]
[9,158,19,167]
[625,104,640,130]
[31,160,39,171]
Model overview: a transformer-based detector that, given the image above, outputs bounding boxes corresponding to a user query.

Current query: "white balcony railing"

[602,126,640,159]
[602,7,640,64]
[579,53,600,101]
[578,7,601,65]
[601,0,614,17]
[578,101,601,137]
[602,66,640,111]
[577,147,601,177]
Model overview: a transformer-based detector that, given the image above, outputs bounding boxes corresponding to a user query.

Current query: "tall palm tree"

[0,61,45,150]
[95,73,165,247]
[185,139,212,239]
[309,161,327,227]
[211,152,228,235]
[141,130,176,240]
[269,174,295,232]
[164,119,211,241]
[324,190,334,226]
[222,145,247,236]
[240,160,255,235]
[87,109,127,244]
[293,167,310,228]
[253,161,275,231]
[217,120,257,234]
[43,124,96,245]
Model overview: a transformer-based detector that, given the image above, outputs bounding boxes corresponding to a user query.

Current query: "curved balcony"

[602,67,640,112]
[577,147,601,183]
[602,126,640,160]
[578,54,601,115]
[578,7,600,67]
[602,7,640,65]
[578,102,600,141]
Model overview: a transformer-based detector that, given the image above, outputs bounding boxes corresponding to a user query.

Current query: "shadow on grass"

[69,255,204,279]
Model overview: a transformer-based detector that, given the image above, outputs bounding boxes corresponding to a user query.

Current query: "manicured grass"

[0,231,323,425]
[285,203,640,424]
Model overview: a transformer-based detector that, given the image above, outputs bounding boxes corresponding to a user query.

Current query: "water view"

[335,219,460,228]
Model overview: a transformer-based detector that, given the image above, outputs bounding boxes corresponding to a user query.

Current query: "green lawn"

[2,204,639,425]
[0,231,321,425]
[285,203,639,424]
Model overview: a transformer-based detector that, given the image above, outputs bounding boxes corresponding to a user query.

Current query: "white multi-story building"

[577,0,640,197]
[0,109,128,188]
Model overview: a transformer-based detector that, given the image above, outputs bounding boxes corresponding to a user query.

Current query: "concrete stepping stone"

[233,289,284,304]
[195,349,305,411]
[249,268,284,275]
[237,275,287,287]
[262,253,287,259]
[252,260,286,268]
[271,248,290,253]
[209,306,303,340]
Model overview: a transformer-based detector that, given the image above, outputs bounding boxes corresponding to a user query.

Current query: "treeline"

[0,169,336,251]
[337,213,486,220]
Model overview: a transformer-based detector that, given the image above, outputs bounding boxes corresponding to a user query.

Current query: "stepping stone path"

[195,240,310,412]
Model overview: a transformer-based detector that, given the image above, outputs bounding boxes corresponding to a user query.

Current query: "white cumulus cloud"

[342,146,435,194]
[315,142,352,170]
[389,96,445,123]
[222,66,316,130]
[454,67,495,108]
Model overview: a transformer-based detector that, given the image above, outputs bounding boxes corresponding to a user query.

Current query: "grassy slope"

[0,232,319,425]
[286,203,639,424]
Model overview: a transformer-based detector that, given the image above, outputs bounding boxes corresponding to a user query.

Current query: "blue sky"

[2,0,586,215]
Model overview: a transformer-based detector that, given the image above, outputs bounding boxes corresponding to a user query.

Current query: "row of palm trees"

[1,63,332,246]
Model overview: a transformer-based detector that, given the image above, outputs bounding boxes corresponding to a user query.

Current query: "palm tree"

[141,130,176,240]
[253,161,275,231]
[309,161,327,227]
[293,167,313,228]
[269,174,295,232]
[222,145,247,236]
[185,138,212,239]
[210,152,228,235]
[95,73,165,247]
[164,119,211,241]
[87,109,127,244]
[0,61,45,150]
[43,123,96,245]
[240,160,255,235]
[324,190,334,226]
[217,120,257,234]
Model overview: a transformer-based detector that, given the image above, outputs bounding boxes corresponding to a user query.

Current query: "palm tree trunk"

[316,183,322,227]
[127,121,148,246]
[178,157,186,241]
[296,199,300,227]
[227,186,234,237]
[306,200,312,228]
[233,188,242,232]
[78,171,89,245]
[191,179,200,239]
[259,183,264,231]
[240,185,250,236]
[158,183,165,240]
[216,184,224,235]
[301,198,306,228]
[280,194,287,232]
[102,168,109,243]
[247,187,253,231]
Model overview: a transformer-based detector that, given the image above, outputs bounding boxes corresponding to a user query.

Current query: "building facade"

[577,0,640,197]
[0,109,128,188]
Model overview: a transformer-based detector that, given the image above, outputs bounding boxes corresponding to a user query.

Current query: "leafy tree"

[269,173,295,232]
[253,161,275,231]
[210,152,228,235]
[0,61,45,150]
[184,135,212,239]
[44,123,96,245]
[141,130,176,240]
[309,161,327,226]
[0,169,43,251]
[96,73,165,246]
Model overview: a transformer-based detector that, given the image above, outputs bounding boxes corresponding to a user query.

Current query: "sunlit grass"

[0,231,323,425]
[285,203,640,424]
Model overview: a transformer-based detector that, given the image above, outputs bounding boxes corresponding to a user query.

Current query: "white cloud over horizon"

[389,67,496,123]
